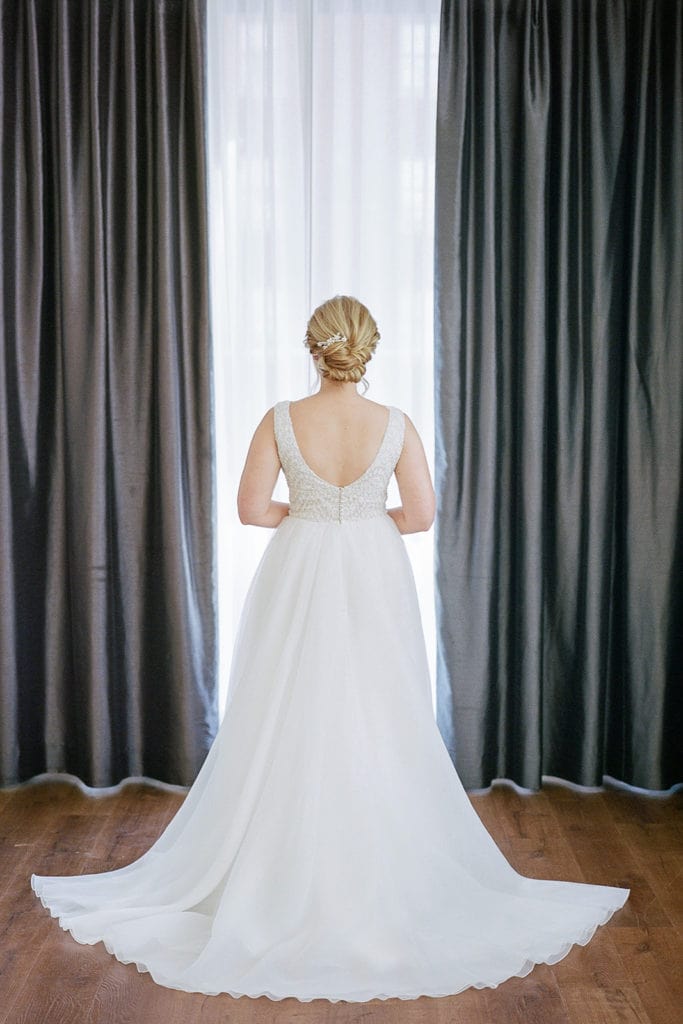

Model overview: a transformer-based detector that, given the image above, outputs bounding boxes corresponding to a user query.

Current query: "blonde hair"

[303,295,380,386]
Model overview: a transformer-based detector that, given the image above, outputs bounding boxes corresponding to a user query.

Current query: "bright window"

[206,1,441,713]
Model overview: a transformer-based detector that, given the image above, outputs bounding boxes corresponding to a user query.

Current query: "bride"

[32,294,629,1003]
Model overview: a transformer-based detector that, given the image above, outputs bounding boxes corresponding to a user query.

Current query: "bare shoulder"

[399,412,425,444]
[366,397,392,413]
[247,406,277,448]
[291,395,388,411]
[290,395,390,427]
[395,411,429,466]
[254,405,275,429]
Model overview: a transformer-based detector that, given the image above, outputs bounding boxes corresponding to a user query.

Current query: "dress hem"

[31,874,630,1004]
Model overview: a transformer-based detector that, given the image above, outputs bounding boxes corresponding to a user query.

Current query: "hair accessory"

[316,332,347,350]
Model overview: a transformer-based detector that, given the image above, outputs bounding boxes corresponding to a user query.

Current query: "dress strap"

[273,401,292,471]
[273,400,286,445]
[386,406,406,472]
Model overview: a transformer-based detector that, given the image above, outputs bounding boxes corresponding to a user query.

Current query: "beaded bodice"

[274,400,405,523]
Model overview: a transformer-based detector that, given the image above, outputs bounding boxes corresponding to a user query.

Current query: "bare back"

[288,395,392,489]
[237,388,435,533]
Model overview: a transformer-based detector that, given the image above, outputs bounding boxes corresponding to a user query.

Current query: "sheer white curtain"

[206,0,440,713]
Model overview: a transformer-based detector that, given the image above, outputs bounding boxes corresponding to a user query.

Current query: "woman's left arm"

[237,408,289,528]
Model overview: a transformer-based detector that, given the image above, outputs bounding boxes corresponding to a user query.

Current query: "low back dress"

[31,399,629,1002]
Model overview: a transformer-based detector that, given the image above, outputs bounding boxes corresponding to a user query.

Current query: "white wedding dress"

[32,400,629,1003]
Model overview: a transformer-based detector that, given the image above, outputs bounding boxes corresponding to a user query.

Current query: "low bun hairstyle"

[303,295,380,386]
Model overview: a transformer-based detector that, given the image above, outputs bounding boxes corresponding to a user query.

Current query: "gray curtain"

[434,0,682,791]
[0,0,217,787]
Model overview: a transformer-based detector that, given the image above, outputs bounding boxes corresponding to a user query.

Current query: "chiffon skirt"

[32,513,629,1002]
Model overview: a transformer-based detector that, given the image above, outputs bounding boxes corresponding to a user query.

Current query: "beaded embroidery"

[273,401,405,523]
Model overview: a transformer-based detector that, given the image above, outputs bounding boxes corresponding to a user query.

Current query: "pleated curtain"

[0,0,217,787]
[434,0,682,791]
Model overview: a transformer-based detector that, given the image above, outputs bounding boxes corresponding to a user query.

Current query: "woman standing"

[32,295,629,1002]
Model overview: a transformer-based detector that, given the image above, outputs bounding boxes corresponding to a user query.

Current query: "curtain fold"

[434,0,682,791]
[0,0,216,788]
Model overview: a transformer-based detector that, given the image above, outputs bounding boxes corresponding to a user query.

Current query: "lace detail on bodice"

[274,401,405,522]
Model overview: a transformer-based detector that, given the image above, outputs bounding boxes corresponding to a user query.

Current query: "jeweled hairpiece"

[316,332,347,350]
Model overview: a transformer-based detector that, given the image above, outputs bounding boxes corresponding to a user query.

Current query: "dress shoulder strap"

[273,400,295,473]
[273,400,287,443]
[386,406,406,471]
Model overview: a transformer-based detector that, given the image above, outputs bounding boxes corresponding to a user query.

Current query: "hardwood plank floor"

[1,779,680,1024]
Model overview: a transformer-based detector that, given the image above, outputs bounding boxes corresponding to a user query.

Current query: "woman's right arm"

[237,408,290,528]
[387,414,435,534]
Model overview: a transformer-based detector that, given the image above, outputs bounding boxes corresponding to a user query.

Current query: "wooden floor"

[0,779,680,1024]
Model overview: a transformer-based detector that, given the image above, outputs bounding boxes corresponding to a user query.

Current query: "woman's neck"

[316,377,361,400]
